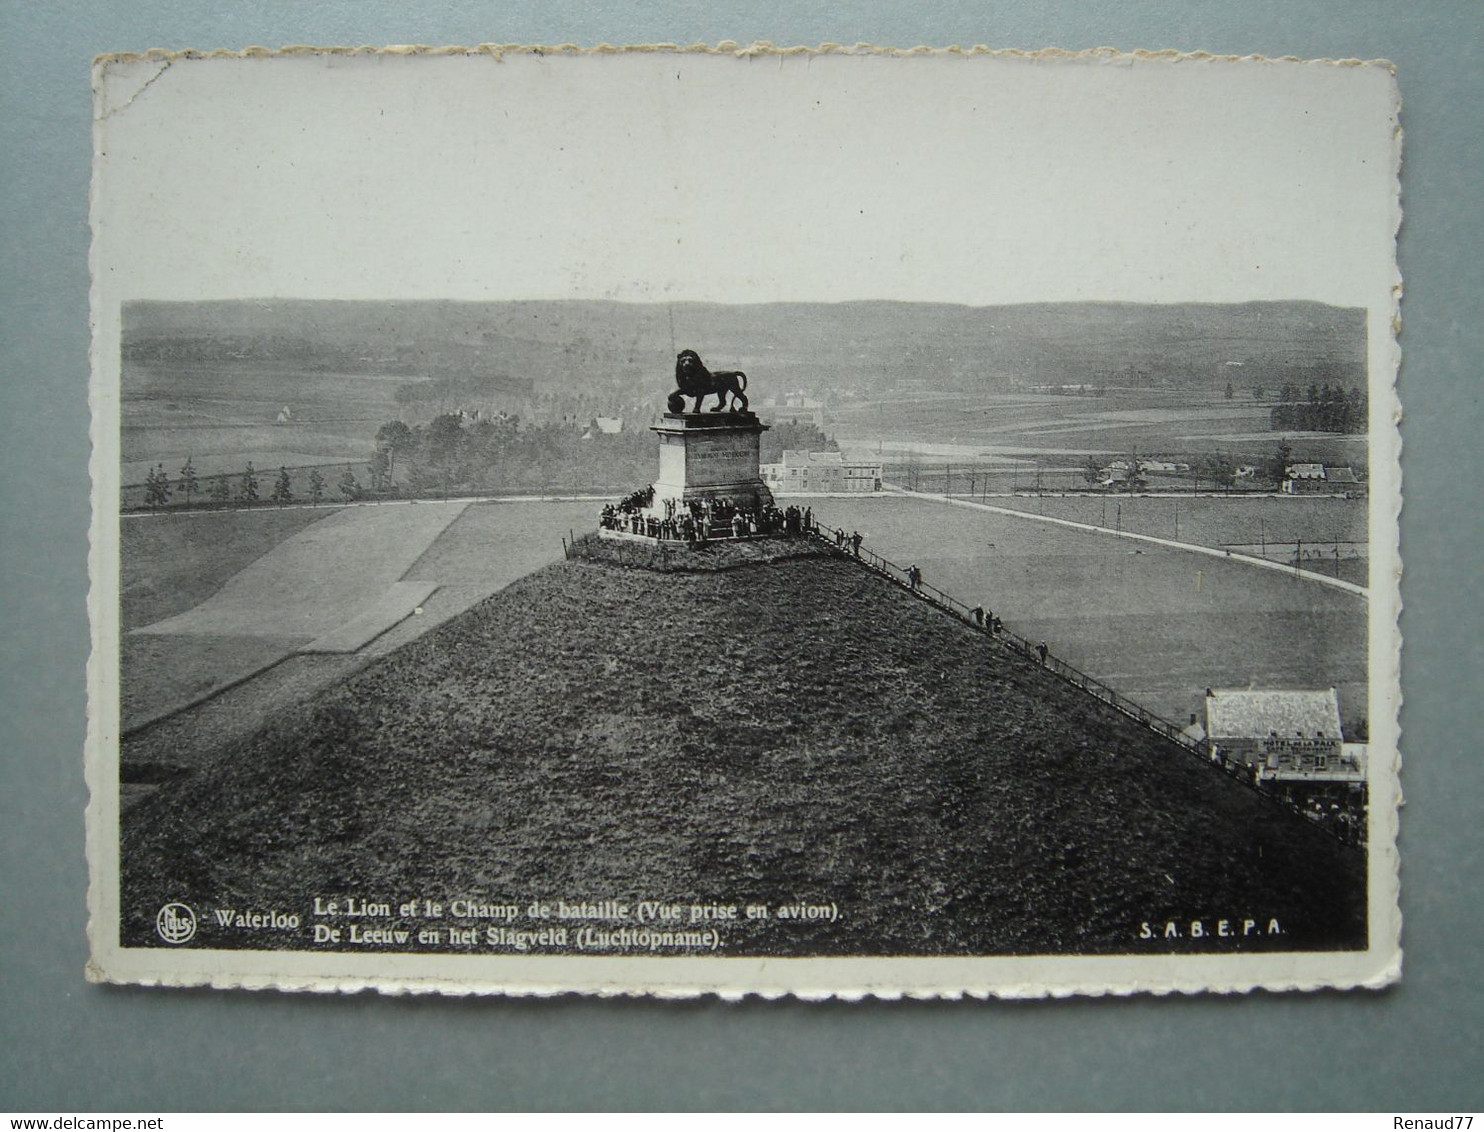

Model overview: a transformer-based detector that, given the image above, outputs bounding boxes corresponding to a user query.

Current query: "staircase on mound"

[806,521,1364,849]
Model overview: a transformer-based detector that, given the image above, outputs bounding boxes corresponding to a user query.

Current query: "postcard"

[87,44,1402,997]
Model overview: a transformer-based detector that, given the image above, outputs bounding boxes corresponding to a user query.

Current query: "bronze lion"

[670,349,749,413]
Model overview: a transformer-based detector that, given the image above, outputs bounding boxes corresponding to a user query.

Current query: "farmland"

[984,492,1369,586]
[123,502,464,729]
[834,389,1269,456]
[120,550,1366,956]
[133,502,467,641]
[120,297,1369,500]
[119,492,1369,742]
[832,388,1369,471]
[805,495,1369,732]
[984,492,1366,551]
[121,506,333,630]
[122,361,398,488]
[120,500,601,734]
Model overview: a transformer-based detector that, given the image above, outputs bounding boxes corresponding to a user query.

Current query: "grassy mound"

[568,531,833,572]
[121,552,1365,956]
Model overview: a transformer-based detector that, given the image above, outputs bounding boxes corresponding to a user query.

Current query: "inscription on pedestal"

[652,412,771,507]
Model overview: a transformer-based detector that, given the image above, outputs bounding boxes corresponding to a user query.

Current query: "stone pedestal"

[650,412,773,511]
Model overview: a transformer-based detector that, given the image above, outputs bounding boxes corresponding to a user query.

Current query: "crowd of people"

[599,501,1021,649]
[615,485,655,512]
[598,489,816,544]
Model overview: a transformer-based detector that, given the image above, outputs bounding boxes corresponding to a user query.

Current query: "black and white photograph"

[87,45,1401,996]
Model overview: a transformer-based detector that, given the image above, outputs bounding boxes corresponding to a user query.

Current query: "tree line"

[142,458,332,508]
[1268,383,1367,434]
[130,414,838,509]
[366,413,835,493]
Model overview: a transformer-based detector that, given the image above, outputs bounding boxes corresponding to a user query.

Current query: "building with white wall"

[761,451,882,494]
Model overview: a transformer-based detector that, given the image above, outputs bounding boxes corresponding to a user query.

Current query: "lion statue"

[670,349,749,414]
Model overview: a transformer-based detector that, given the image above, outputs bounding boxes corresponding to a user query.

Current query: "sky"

[91,47,1401,310]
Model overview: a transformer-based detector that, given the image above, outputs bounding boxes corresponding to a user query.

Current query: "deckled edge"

[83,44,1405,1003]
[85,54,116,994]
[1380,66,1406,990]
[89,41,1398,71]
[87,956,1404,1000]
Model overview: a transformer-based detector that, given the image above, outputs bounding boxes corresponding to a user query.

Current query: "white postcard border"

[86,42,1403,999]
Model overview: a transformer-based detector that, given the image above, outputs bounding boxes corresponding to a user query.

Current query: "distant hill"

[123,297,1366,403]
[120,543,1366,956]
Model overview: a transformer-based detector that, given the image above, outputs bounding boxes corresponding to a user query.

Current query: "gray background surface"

[2,0,1480,1112]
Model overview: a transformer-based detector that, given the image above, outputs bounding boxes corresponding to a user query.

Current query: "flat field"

[121,507,336,630]
[806,495,1369,731]
[833,390,1264,450]
[134,502,467,640]
[986,492,1369,584]
[121,362,401,485]
[120,500,605,735]
[123,502,464,729]
[986,492,1366,552]
[831,389,1367,473]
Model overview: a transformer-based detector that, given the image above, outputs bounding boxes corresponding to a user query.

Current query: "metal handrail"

[809,523,1364,846]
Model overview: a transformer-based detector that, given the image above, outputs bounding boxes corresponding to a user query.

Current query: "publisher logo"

[156,903,197,944]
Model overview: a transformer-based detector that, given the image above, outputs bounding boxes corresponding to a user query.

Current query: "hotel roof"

[1206,688,1343,740]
